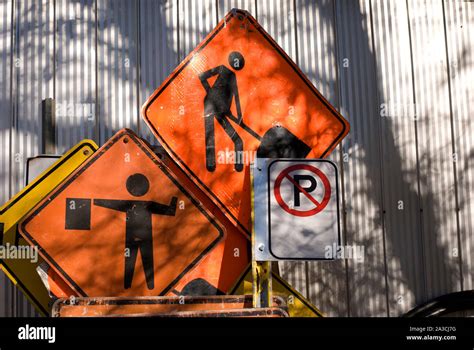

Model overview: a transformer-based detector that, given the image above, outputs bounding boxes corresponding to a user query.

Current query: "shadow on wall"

[0,0,177,317]
[341,0,460,316]
[280,0,463,317]
[0,0,468,317]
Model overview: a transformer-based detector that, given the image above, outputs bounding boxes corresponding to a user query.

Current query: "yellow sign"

[0,140,98,315]
[230,265,324,317]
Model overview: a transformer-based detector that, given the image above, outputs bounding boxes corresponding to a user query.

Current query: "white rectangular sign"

[253,159,341,261]
[25,155,60,185]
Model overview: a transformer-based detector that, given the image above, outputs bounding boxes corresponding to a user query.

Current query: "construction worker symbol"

[65,173,178,290]
[273,164,331,217]
[199,51,312,172]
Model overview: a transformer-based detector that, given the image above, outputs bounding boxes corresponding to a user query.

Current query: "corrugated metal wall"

[0,0,472,317]
[0,0,13,317]
[56,0,96,152]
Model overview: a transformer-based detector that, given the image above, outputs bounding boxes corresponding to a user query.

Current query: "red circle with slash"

[273,164,331,217]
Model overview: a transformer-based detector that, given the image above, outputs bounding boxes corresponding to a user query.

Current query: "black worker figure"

[93,173,177,290]
[199,51,245,172]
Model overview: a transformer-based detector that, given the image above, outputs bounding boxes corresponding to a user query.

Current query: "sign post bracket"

[41,98,56,155]
[251,159,272,308]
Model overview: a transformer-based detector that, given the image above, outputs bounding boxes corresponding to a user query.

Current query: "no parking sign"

[253,159,341,261]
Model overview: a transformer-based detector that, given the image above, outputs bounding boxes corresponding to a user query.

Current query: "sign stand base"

[252,261,272,308]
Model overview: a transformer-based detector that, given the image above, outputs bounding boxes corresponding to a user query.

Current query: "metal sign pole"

[41,98,56,154]
[251,161,272,308]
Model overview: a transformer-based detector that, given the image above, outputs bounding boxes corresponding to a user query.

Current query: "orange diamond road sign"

[19,129,226,297]
[149,145,249,296]
[142,9,350,235]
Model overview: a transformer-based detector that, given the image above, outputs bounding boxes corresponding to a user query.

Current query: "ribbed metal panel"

[55,0,96,153]
[218,0,256,18]
[0,0,13,318]
[335,0,387,316]
[295,0,348,317]
[0,0,12,213]
[97,0,139,144]
[10,0,55,317]
[138,0,179,143]
[408,0,461,301]
[444,0,474,293]
[1,0,473,317]
[257,0,296,59]
[11,0,54,192]
[296,0,339,106]
[178,0,217,61]
[253,0,309,302]
[371,0,424,316]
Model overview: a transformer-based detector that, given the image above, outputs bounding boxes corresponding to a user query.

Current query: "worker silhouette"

[93,173,177,290]
[199,51,245,172]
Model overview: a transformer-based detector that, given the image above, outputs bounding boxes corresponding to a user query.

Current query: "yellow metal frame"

[0,140,98,315]
[230,265,324,317]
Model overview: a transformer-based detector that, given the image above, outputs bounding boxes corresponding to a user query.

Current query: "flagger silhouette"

[94,173,177,290]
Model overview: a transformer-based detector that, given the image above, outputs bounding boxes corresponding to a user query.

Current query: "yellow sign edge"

[229,264,324,317]
[0,139,98,316]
